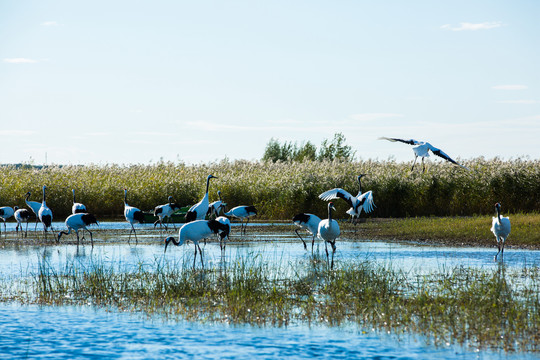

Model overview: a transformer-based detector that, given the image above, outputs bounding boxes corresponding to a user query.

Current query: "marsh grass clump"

[7,254,538,352]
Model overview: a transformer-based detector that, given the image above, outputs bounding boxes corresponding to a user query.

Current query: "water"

[0,223,539,359]
[0,303,531,360]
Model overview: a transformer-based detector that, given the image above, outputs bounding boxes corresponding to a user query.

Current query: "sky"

[1,0,539,165]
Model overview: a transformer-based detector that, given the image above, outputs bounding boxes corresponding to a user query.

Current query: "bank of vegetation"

[0,158,538,221]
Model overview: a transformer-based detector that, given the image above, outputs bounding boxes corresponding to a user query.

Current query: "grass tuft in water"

[5,254,539,352]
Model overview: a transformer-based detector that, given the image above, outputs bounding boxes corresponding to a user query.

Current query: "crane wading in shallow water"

[224,205,257,235]
[292,213,321,253]
[491,202,511,261]
[38,186,53,240]
[154,196,182,232]
[25,191,41,232]
[164,219,230,267]
[0,206,14,236]
[14,206,31,238]
[379,137,469,172]
[319,174,375,224]
[318,202,340,270]
[124,188,145,244]
[57,213,99,247]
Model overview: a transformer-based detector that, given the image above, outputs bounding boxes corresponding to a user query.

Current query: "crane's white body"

[72,189,87,214]
[164,219,230,267]
[491,203,511,260]
[38,186,53,239]
[292,213,321,252]
[0,206,15,235]
[14,207,31,238]
[224,205,257,234]
[154,196,181,231]
[318,202,340,269]
[319,175,375,223]
[208,191,227,219]
[215,216,231,251]
[186,175,216,222]
[25,192,41,231]
[124,188,144,244]
[379,137,468,171]
[57,213,98,246]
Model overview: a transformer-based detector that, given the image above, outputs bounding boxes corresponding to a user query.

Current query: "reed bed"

[1,158,539,219]
[2,255,538,352]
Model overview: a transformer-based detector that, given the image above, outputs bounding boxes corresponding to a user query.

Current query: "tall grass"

[3,255,536,352]
[0,157,539,218]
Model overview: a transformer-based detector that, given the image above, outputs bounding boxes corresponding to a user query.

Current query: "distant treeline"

[0,158,538,219]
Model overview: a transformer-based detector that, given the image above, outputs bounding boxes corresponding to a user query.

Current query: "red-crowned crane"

[38,185,53,239]
[215,216,231,253]
[57,213,99,247]
[124,188,145,244]
[319,174,375,224]
[491,202,511,261]
[292,213,321,253]
[379,137,469,172]
[318,202,340,269]
[0,206,14,235]
[224,205,257,235]
[185,175,216,223]
[153,196,182,232]
[25,192,41,231]
[208,190,227,219]
[72,189,87,214]
[14,206,31,238]
[164,219,230,267]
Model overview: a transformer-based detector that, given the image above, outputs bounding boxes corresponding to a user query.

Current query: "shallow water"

[0,223,539,359]
[0,303,533,360]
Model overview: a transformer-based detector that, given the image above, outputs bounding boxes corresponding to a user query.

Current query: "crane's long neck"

[496,207,502,223]
[358,177,363,194]
[205,176,211,195]
[328,205,333,223]
[72,190,76,203]
[124,189,128,206]
[42,187,47,205]
[164,236,182,252]
[25,193,31,203]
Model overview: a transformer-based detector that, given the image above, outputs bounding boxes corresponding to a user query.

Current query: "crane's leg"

[330,241,336,270]
[193,245,197,268]
[325,241,329,266]
[411,155,418,171]
[494,237,501,260]
[311,235,316,255]
[76,230,80,246]
[295,229,307,250]
[89,229,94,248]
[25,221,28,238]
[422,157,426,173]
[198,244,204,268]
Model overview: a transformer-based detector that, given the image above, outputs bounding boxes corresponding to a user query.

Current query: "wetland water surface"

[0,222,539,359]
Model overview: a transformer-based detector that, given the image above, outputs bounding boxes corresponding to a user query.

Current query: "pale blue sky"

[1,1,539,165]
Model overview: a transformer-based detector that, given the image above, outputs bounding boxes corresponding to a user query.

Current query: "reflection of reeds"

[5,255,536,352]
[1,158,539,219]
